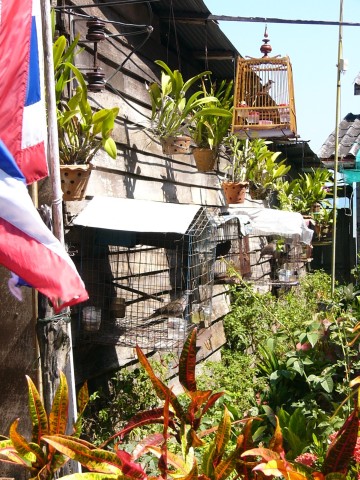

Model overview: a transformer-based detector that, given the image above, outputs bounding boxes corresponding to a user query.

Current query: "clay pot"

[221,181,248,204]
[160,135,191,155]
[60,164,92,201]
[192,147,217,172]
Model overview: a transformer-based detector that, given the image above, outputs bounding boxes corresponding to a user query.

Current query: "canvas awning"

[72,197,202,234]
[224,206,314,244]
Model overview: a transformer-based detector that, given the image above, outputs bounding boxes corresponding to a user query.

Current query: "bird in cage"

[142,290,191,325]
[259,79,275,95]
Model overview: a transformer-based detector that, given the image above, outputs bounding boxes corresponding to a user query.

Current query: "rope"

[37,313,71,324]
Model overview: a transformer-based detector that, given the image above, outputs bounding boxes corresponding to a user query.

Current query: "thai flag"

[0,0,48,184]
[0,139,89,313]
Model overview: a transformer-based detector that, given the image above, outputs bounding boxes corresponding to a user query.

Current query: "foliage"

[40,329,251,480]
[277,168,333,215]
[223,135,251,183]
[222,137,290,198]
[0,372,89,480]
[82,361,169,446]
[189,78,233,150]
[147,60,218,139]
[54,35,119,164]
[245,138,290,193]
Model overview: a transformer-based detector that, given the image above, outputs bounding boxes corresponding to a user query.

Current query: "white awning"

[225,206,314,244]
[73,197,202,234]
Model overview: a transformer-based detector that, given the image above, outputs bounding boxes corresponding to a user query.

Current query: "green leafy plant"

[54,35,119,164]
[147,60,218,140]
[245,139,290,200]
[189,78,233,151]
[277,168,333,215]
[222,135,251,183]
[40,330,254,480]
[0,371,89,480]
[241,392,360,479]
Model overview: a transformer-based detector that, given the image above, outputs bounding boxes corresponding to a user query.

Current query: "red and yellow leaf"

[179,329,197,392]
[9,419,45,466]
[43,435,123,474]
[26,375,48,444]
[49,371,69,436]
[136,345,186,421]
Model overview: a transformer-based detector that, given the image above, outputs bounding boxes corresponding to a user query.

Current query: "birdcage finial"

[260,25,272,57]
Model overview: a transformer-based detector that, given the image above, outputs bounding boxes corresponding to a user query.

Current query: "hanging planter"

[82,306,101,332]
[110,297,126,318]
[192,147,217,172]
[221,181,248,204]
[60,164,92,201]
[160,135,192,155]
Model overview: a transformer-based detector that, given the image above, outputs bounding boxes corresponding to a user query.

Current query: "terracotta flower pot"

[221,181,248,204]
[60,164,92,201]
[160,135,191,155]
[192,147,217,172]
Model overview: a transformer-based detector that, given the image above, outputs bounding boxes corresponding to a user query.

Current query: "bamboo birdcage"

[232,55,297,139]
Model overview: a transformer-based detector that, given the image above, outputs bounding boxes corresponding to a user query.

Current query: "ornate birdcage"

[232,28,297,140]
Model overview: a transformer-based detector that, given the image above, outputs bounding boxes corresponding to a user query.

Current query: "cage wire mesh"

[75,207,216,351]
[213,215,251,285]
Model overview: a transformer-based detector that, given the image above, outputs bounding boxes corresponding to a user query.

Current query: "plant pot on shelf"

[60,164,92,201]
[192,147,217,172]
[160,135,192,155]
[221,181,248,204]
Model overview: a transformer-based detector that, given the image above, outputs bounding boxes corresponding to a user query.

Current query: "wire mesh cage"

[213,215,251,285]
[232,56,297,139]
[74,207,217,351]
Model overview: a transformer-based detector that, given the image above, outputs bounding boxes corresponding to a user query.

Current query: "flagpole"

[331,0,344,296]
[40,2,79,471]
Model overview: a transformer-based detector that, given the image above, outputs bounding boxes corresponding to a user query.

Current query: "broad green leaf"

[102,137,117,159]
[320,376,334,393]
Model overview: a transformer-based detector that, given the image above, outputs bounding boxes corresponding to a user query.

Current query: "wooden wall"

[57,0,234,384]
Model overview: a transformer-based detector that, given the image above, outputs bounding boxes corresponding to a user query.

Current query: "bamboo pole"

[331,0,344,296]
[40,3,79,472]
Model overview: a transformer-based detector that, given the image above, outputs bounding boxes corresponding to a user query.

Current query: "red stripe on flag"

[0,218,89,313]
[17,141,47,185]
[0,0,32,158]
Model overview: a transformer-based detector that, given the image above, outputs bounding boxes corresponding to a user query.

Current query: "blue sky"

[204,0,360,154]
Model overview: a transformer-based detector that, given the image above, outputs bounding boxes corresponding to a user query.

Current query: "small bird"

[144,290,191,323]
[259,79,275,95]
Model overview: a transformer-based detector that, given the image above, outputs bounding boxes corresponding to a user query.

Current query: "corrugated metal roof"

[149,0,240,80]
[318,113,360,160]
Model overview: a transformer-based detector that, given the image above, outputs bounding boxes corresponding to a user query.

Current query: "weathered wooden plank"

[85,169,225,206]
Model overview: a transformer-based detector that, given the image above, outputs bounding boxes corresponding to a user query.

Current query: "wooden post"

[38,2,79,473]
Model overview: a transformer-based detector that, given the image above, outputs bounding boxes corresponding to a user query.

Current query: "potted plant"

[147,60,218,155]
[54,35,119,200]
[188,78,233,171]
[220,134,250,204]
[313,206,335,241]
[245,139,291,201]
[276,168,333,216]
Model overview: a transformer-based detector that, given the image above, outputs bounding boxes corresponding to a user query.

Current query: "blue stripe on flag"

[0,139,26,182]
[25,16,41,107]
